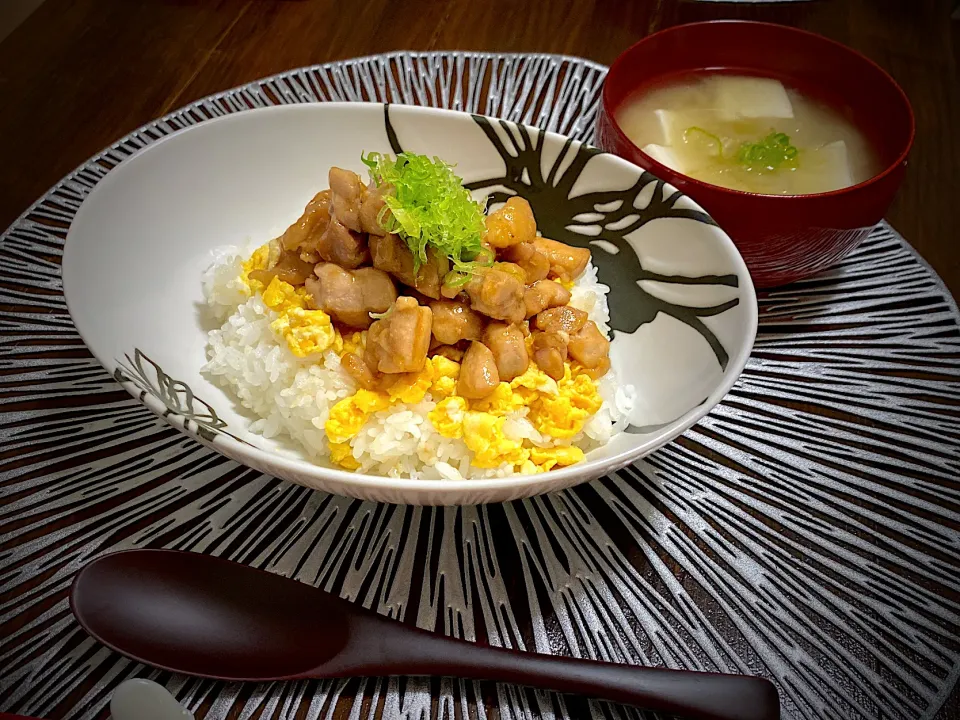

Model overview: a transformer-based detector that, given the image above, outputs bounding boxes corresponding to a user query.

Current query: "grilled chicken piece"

[317,218,370,269]
[328,167,364,233]
[277,190,332,255]
[364,296,433,374]
[523,279,571,318]
[359,181,389,236]
[502,240,550,283]
[576,356,611,379]
[465,263,526,324]
[429,298,486,345]
[534,305,588,334]
[457,341,500,399]
[533,237,590,282]
[567,320,610,372]
[531,331,568,381]
[306,264,396,329]
[484,197,537,249]
[340,351,398,392]
[370,233,449,299]
[482,323,529,382]
[249,247,317,287]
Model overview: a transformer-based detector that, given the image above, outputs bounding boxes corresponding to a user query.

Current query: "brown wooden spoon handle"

[335,619,780,720]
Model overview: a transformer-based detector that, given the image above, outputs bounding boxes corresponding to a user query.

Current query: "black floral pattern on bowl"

[385,104,741,370]
[114,349,251,446]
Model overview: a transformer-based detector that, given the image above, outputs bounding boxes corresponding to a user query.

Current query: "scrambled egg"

[328,441,360,471]
[326,358,602,472]
[470,382,526,416]
[241,243,272,294]
[529,446,585,471]
[388,357,436,405]
[528,366,603,439]
[425,365,599,471]
[462,411,529,469]
[428,396,467,439]
[325,389,390,445]
[430,356,460,398]
[262,276,340,358]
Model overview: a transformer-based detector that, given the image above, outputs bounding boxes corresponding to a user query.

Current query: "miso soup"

[615,73,882,195]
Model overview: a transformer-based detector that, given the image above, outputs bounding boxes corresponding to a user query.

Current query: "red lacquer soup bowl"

[596,20,915,288]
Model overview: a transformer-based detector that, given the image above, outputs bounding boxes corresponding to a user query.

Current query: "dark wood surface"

[0,1,957,719]
[0,0,958,297]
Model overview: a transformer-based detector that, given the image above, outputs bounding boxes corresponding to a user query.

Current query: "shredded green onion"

[361,151,490,279]
[735,131,799,171]
[682,127,800,173]
[683,126,725,158]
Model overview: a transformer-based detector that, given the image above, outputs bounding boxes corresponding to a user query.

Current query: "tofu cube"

[708,76,794,120]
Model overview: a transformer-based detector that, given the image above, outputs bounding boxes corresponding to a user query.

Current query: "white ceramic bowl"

[62,103,757,505]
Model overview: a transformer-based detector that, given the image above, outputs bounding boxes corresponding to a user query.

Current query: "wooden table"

[0,0,958,298]
[0,1,957,719]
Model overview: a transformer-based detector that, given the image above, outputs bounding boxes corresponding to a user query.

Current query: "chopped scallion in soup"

[615,74,881,195]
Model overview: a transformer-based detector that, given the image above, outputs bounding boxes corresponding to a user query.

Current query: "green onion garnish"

[361,151,491,280]
[735,131,799,171]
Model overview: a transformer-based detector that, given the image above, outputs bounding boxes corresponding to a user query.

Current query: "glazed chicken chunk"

[364,296,433,374]
[483,322,529,381]
[306,263,397,329]
[523,279,571,318]
[370,233,449,300]
[567,320,610,370]
[483,197,537,249]
[533,237,590,282]
[531,331,568,381]
[429,298,486,345]
[464,263,527,324]
[318,218,370,269]
[249,245,318,287]
[328,167,364,233]
[359,180,389,236]
[502,240,550,283]
[535,305,588,335]
[457,341,500,399]
[276,190,331,259]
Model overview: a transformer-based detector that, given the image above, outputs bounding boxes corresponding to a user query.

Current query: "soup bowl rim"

[601,19,916,201]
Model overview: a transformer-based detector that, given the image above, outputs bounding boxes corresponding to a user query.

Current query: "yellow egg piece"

[262,276,306,312]
[329,441,360,471]
[531,393,590,439]
[462,411,529,469]
[325,389,389,444]
[271,307,336,357]
[561,371,603,415]
[353,389,390,413]
[429,356,460,399]
[388,358,435,405]
[341,331,366,356]
[519,459,543,475]
[428,396,468,439]
[469,382,525,416]
[510,364,559,397]
[529,446,585,471]
[241,243,271,294]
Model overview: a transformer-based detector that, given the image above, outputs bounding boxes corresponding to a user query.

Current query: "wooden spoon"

[70,550,779,720]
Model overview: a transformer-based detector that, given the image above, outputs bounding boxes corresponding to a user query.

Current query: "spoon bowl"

[71,550,780,720]
[72,549,350,679]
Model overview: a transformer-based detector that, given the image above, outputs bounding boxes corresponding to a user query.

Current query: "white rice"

[201,246,635,479]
